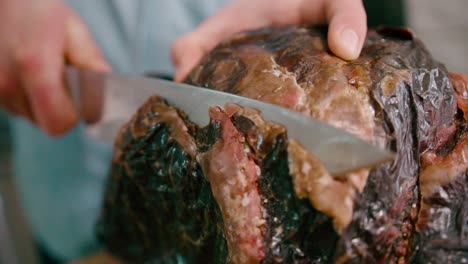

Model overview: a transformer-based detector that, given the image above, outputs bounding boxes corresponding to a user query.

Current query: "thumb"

[65,12,111,72]
[325,0,367,61]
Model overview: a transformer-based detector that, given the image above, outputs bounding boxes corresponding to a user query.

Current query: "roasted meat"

[96,25,468,263]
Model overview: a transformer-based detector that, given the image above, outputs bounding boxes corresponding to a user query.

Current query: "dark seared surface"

[96,97,228,263]
[229,110,339,263]
[258,136,338,263]
[97,25,467,263]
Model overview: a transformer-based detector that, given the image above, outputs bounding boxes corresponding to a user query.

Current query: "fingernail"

[340,28,359,60]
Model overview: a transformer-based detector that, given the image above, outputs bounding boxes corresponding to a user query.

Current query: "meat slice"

[96,26,468,263]
[197,105,266,263]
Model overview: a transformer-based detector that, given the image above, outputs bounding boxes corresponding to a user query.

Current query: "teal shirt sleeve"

[11,122,111,260]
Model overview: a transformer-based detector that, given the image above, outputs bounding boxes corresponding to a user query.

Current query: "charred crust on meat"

[96,25,468,263]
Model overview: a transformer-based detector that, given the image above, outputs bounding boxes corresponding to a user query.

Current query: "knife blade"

[65,65,394,176]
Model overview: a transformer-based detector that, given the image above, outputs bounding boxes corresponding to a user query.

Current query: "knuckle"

[47,115,78,137]
[14,49,44,73]
[0,72,8,91]
[0,72,16,96]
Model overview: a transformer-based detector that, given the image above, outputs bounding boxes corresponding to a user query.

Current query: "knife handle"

[66,66,105,125]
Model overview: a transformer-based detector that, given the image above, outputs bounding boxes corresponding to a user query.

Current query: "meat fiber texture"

[96,25,468,263]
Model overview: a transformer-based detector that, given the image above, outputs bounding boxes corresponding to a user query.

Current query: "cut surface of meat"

[197,105,265,263]
[96,25,468,263]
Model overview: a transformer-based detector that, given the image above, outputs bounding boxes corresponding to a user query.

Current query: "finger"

[449,73,468,82]
[17,45,78,136]
[458,74,468,87]
[6,83,34,121]
[18,52,78,136]
[449,72,468,95]
[10,4,80,136]
[171,35,205,82]
[65,11,110,124]
[65,12,111,72]
[324,0,367,60]
[1,96,34,123]
[0,71,34,121]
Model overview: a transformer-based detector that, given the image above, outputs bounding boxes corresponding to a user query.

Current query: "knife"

[65,65,394,176]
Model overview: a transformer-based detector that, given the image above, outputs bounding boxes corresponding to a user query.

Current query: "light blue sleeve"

[10,122,111,260]
[10,0,228,261]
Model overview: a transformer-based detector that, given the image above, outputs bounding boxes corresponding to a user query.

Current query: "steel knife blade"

[65,65,394,176]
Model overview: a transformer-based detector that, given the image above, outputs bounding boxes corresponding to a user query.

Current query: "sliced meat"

[197,105,265,263]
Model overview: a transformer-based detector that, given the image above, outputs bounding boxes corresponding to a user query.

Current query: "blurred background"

[0,0,466,263]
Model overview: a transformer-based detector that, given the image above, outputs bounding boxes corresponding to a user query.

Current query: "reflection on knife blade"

[65,66,394,176]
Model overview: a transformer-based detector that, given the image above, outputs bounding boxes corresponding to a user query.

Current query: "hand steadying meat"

[0,0,110,136]
[172,0,368,81]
